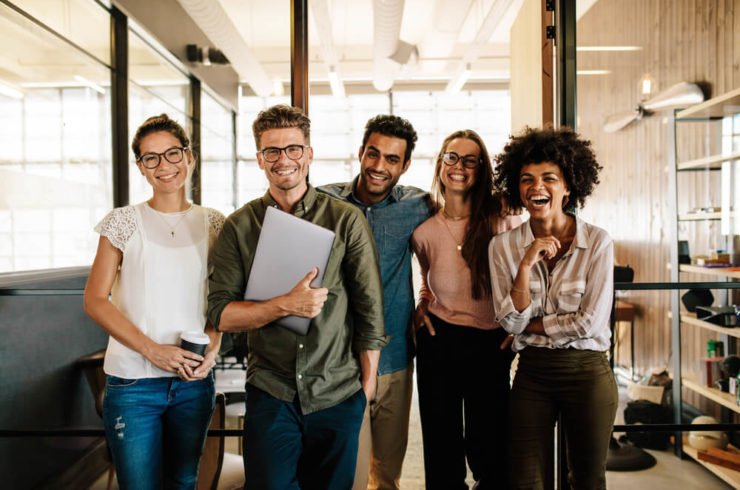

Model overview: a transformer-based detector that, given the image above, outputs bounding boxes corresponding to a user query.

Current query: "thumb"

[299,267,319,288]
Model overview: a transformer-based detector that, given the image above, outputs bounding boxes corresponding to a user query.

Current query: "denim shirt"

[319,179,433,375]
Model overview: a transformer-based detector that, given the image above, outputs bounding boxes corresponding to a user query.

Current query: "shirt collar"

[347,176,400,207]
[521,214,588,251]
[261,184,317,218]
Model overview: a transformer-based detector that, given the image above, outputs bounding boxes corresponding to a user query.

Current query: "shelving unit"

[668,87,740,485]
[682,443,740,488]
[678,212,724,221]
[679,264,740,280]
[682,378,740,413]
[679,312,740,338]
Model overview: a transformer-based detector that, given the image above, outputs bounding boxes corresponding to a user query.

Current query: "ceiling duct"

[176,0,272,97]
[372,0,405,92]
[419,0,474,73]
[444,0,510,93]
[310,0,346,97]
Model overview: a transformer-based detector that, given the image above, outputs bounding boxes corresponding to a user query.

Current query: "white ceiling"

[209,0,525,93]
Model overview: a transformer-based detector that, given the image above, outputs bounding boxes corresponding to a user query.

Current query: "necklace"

[442,208,471,221]
[148,203,193,238]
[440,212,466,251]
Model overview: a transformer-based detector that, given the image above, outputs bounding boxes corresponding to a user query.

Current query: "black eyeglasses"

[442,152,480,169]
[260,144,308,163]
[137,147,188,169]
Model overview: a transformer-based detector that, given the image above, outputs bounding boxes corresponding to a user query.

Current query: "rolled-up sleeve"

[542,237,614,346]
[207,218,247,331]
[488,235,534,334]
[343,210,388,353]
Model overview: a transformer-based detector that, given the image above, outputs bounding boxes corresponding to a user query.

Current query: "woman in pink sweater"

[411,129,519,490]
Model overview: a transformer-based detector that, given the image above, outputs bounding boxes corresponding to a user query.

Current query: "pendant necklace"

[149,202,193,238]
[441,208,469,252]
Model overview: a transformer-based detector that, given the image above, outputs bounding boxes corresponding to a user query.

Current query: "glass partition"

[201,89,236,213]
[10,0,111,64]
[0,1,112,272]
[128,28,192,205]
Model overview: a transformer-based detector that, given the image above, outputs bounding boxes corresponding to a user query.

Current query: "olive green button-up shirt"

[207,186,387,414]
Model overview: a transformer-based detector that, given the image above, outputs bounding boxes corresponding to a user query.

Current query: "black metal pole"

[111,7,129,207]
[557,0,577,129]
[190,76,202,204]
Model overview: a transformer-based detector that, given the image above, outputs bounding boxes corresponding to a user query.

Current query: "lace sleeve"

[94,206,137,252]
[207,208,226,236]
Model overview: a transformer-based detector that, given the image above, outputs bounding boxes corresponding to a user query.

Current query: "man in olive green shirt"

[207,105,387,490]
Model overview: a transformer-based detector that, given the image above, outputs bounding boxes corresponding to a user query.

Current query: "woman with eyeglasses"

[489,127,617,489]
[411,130,519,490]
[84,114,224,489]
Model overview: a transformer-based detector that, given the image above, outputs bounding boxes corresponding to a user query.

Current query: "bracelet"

[511,287,528,294]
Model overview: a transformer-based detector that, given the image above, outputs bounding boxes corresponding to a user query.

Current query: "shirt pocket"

[556,281,586,313]
[382,222,410,260]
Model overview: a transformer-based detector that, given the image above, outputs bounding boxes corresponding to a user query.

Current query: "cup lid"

[181,331,210,344]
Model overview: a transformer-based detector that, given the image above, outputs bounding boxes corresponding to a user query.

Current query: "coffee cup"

[180,331,210,356]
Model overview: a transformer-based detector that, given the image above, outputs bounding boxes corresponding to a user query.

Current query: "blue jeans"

[102,374,215,490]
[243,384,366,490]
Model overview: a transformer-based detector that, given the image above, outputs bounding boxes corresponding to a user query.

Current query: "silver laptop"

[244,206,336,335]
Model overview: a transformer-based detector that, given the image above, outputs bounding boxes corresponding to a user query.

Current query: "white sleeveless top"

[95,202,225,378]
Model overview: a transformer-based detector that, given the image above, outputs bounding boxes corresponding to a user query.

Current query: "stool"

[615,300,636,377]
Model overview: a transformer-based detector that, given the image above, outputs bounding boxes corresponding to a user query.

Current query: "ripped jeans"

[102,374,215,490]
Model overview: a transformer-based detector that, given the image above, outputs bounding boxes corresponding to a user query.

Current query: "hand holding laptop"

[280,267,329,319]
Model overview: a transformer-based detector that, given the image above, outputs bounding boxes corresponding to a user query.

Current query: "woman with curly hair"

[489,126,617,490]
[411,130,519,489]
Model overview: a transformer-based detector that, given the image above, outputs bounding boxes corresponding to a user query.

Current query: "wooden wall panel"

[576,0,739,415]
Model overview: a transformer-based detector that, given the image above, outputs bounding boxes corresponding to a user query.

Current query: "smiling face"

[518,161,571,219]
[136,130,193,195]
[257,127,313,196]
[438,137,480,197]
[355,132,409,205]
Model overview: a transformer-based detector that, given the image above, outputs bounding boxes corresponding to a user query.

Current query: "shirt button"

[298,344,304,349]
[297,374,303,380]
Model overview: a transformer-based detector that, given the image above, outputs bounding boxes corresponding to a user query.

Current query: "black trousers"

[416,313,515,490]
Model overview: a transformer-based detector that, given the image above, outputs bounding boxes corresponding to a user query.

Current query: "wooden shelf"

[679,264,740,279]
[677,151,740,170]
[676,87,740,119]
[679,312,740,339]
[679,212,723,221]
[682,378,740,414]
[683,443,740,488]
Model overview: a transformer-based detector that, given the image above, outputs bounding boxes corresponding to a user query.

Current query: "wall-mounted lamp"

[640,74,654,96]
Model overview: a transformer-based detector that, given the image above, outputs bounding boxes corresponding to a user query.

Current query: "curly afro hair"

[493,126,602,212]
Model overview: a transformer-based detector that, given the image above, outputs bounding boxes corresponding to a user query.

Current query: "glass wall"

[0,1,112,272]
[201,89,236,213]
[237,89,510,204]
[127,27,192,205]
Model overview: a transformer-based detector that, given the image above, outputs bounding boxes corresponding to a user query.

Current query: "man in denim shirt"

[319,115,433,490]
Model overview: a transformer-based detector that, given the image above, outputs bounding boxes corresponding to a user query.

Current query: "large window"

[201,90,236,213]
[127,27,192,205]
[0,1,112,272]
[237,90,510,205]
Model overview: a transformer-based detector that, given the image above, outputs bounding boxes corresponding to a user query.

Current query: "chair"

[77,349,114,490]
[198,392,245,490]
[197,392,226,490]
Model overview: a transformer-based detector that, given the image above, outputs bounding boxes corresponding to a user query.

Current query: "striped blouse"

[488,216,614,352]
